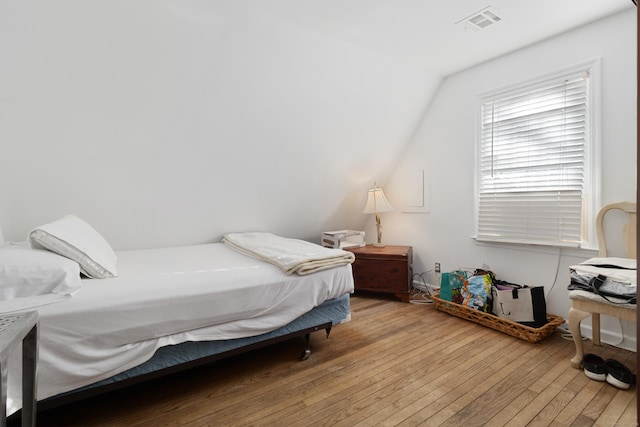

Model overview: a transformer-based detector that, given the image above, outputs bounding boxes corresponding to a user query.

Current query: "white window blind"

[477,70,590,247]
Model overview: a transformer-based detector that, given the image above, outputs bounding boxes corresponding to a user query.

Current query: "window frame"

[473,60,601,249]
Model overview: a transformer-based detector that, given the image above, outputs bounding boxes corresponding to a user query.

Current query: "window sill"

[471,235,598,257]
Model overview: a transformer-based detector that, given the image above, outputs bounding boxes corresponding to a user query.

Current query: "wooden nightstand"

[347,245,413,302]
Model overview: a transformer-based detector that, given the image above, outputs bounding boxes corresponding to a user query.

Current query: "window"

[476,62,598,247]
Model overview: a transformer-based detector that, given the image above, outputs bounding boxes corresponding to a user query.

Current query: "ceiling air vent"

[456,6,503,32]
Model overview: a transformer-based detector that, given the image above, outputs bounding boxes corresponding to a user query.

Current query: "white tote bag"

[491,284,547,328]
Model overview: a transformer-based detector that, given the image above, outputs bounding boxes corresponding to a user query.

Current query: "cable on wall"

[409,270,435,304]
[544,247,563,299]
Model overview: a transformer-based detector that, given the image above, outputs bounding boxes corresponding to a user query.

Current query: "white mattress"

[7,243,354,414]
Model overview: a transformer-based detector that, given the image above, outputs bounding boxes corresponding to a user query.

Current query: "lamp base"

[373,243,386,247]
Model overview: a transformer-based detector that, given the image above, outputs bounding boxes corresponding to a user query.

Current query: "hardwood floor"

[33,294,637,426]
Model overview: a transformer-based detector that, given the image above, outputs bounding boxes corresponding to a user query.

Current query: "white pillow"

[28,215,118,279]
[0,242,82,300]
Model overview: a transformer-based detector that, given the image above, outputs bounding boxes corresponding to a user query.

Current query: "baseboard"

[575,324,637,353]
[412,279,438,293]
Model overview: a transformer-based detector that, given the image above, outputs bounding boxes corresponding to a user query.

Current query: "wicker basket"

[431,293,564,343]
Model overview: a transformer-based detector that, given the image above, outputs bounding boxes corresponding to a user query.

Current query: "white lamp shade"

[363,187,393,214]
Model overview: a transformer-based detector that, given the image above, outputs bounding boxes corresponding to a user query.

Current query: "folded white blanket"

[570,257,636,285]
[569,257,636,305]
[222,232,355,275]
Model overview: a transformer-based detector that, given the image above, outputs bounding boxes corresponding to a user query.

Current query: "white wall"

[0,1,439,249]
[382,10,637,350]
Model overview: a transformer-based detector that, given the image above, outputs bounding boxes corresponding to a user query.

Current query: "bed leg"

[301,333,311,360]
[300,322,333,360]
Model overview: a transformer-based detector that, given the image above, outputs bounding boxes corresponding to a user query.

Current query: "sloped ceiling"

[249,0,634,76]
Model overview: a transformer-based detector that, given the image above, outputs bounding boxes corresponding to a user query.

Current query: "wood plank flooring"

[33,294,637,426]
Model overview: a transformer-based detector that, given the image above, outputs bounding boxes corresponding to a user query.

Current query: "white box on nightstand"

[321,230,365,249]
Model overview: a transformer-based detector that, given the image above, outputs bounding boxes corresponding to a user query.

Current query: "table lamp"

[363,183,393,247]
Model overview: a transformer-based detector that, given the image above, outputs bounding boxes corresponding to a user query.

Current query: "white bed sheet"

[7,243,353,414]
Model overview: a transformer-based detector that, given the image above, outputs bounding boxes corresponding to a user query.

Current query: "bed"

[2,216,354,417]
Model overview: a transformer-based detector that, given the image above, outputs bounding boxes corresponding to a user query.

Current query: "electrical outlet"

[435,262,441,273]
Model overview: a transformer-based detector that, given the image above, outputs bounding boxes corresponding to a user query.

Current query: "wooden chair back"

[595,201,637,258]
